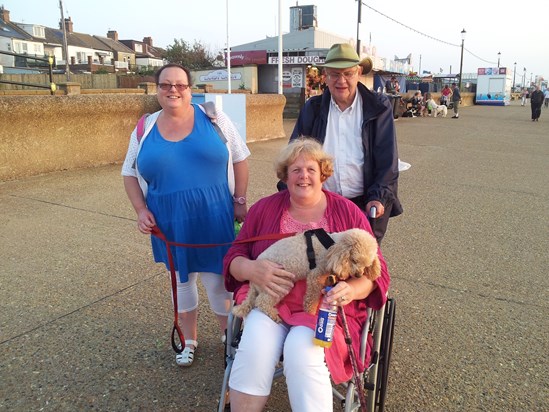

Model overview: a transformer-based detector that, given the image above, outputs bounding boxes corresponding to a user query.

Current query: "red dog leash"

[150,226,296,353]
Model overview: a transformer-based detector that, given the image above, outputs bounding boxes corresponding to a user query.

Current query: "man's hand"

[366,200,385,218]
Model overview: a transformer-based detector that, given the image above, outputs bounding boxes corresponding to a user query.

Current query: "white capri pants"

[174,271,232,316]
[229,309,333,412]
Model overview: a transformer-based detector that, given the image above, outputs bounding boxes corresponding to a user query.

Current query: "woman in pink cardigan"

[223,138,390,411]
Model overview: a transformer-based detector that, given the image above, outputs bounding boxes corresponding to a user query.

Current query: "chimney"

[0,7,10,22]
[107,30,118,41]
[60,17,74,33]
[143,37,153,47]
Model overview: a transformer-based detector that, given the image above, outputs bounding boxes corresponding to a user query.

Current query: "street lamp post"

[458,29,466,91]
[497,51,501,68]
[58,0,70,81]
[513,62,517,89]
[226,0,231,94]
[356,0,362,55]
[277,0,282,94]
[523,67,526,88]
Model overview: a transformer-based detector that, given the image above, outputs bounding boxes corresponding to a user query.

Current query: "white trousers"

[174,271,232,315]
[229,309,333,412]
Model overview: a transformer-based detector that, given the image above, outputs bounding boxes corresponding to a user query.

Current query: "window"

[77,52,86,63]
[33,26,45,38]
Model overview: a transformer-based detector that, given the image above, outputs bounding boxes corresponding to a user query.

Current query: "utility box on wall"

[206,93,247,142]
[190,93,246,141]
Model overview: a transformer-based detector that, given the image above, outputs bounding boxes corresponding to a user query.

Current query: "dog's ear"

[363,255,381,280]
[324,242,349,276]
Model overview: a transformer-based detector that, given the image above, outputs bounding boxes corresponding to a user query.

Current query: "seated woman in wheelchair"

[222,138,391,411]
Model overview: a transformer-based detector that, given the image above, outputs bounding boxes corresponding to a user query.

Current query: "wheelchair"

[218,297,396,412]
[440,94,454,110]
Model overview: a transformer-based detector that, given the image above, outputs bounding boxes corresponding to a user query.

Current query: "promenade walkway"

[1,102,548,411]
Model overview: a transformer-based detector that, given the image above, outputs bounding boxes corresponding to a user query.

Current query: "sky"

[5,0,548,83]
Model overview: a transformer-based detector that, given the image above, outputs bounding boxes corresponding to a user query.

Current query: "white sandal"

[176,340,198,367]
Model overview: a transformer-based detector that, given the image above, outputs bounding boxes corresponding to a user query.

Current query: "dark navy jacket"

[452,86,461,102]
[290,83,402,218]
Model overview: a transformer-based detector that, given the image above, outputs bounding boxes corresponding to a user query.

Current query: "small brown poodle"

[232,228,381,322]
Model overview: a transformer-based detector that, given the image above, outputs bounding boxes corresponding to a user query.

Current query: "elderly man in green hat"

[286,43,402,243]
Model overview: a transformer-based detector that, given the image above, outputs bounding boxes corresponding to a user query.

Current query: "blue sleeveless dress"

[137,105,234,282]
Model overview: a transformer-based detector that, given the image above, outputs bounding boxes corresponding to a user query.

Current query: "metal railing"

[0,51,56,94]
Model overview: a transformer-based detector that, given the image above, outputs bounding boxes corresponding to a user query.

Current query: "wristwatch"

[233,196,247,205]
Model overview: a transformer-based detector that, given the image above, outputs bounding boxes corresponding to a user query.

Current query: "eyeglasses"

[157,83,190,91]
[326,70,358,81]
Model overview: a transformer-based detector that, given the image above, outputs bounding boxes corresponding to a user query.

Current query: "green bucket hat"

[321,43,360,69]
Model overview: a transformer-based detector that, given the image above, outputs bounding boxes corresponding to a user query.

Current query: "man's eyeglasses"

[158,83,190,91]
[326,70,358,81]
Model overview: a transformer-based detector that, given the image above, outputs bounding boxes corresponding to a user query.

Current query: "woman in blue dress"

[122,64,250,366]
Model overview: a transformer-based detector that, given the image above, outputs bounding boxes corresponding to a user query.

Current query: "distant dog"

[426,99,448,117]
[232,229,381,322]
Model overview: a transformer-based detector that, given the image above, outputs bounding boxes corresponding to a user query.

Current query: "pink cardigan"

[223,190,390,384]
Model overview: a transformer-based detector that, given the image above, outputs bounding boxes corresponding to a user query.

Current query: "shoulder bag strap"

[199,102,228,144]
[136,113,150,143]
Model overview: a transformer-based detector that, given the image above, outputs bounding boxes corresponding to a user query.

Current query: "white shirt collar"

[330,90,360,114]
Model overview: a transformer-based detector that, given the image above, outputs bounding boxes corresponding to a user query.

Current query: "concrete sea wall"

[0,93,285,181]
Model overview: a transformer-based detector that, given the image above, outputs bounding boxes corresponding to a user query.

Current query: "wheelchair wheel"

[217,313,243,412]
[375,298,396,412]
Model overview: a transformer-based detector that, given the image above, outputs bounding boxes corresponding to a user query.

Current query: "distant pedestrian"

[385,76,400,94]
[530,85,544,121]
[411,91,426,117]
[520,88,529,106]
[544,88,549,108]
[451,83,461,118]
[440,84,452,107]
